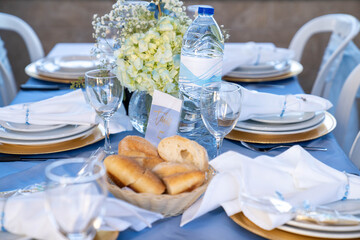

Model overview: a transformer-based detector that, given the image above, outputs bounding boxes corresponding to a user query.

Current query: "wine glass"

[200,82,242,157]
[85,69,124,154]
[45,158,108,240]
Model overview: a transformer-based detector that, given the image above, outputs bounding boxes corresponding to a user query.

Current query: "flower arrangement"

[92,0,192,96]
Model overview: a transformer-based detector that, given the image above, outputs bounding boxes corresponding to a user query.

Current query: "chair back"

[0,13,44,105]
[289,14,360,97]
[334,63,360,156]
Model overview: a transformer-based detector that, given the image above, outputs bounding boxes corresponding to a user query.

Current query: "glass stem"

[215,137,224,156]
[103,117,111,154]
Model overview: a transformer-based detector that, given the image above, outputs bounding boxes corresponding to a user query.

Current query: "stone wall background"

[1,0,360,93]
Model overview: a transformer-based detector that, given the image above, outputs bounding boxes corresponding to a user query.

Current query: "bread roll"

[158,135,209,171]
[119,150,148,158]
[129,169,166,194]
[133,156,164,170]
[163,171,205,195]
[118,136,158,157]
[152,162,197,178]
[104,155,144,186]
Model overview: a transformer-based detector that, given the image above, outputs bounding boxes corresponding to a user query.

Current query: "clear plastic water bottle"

[178,7,224,140]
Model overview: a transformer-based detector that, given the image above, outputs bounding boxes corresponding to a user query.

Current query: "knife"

[0,156,63,162]
[20,84,69,91]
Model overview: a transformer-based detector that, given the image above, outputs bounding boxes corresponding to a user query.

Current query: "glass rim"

[85,69,116,79]
[201,81,242,93]
[45,158,106,184]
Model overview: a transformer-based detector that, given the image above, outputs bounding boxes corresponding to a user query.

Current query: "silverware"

[0,156,64,162]
[20,84,69,91]
[240,141,327,152]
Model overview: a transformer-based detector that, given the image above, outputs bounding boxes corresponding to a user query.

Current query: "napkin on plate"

[0,192,163,240]
[238,87,333,121]
[181,146,360,230]
[0,89,132,134]
[222,42,295,76]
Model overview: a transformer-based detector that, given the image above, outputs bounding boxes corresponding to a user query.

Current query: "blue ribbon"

[280,95,289,117]
[25,104,30,125]
[147,1,175,19]
[1,199,7,232]
[341,171,350,201]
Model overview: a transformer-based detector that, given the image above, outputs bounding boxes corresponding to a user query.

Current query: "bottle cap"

[198,7,214,15]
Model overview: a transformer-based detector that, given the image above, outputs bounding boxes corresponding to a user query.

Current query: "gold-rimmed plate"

[25,62,78,84]
[0,125,104,155]
[226,112,336,144]
[223,61,303,83]
[230,212,358,240]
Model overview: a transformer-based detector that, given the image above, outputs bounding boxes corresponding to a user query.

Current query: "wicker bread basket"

[106,169,214,217]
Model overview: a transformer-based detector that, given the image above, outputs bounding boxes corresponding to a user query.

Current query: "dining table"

[0,43,359,240]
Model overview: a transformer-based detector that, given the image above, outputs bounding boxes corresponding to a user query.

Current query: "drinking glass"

[45,158,108,240]
[200,82,242,157]
[85,69,124,154]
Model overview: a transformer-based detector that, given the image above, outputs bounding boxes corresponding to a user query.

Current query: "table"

[0,43,359,240]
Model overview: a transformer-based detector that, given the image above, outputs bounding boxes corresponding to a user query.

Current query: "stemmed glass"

[200,82,242,157]
[85,69,124,154]
[45,158,108,240]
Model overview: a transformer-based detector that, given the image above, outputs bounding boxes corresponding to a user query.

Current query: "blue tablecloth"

[1,54,359,239]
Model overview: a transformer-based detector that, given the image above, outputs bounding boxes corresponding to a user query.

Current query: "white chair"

[334,63,360,159]
[0,13,44,106]
[289,14,360,98]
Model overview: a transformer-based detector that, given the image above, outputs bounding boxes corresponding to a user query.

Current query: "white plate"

[278,224,360,239]
[0,121,66,133]
[234,120,322,135]
[36,55,99,79]
[0,125,97,145]
[287,220,360,233]
[233,63,291,76]
[236,112,325,133]
[0,124,94,141]
[228,66,291,78]
[251,112,315,124]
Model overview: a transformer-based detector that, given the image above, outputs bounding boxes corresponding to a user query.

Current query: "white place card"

[145,90,183,146]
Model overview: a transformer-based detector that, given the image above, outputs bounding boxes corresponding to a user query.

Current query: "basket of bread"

[104,135,213,217]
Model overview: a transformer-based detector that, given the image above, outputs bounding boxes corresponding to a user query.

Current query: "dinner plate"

[226,112,336,144]
[0,125,97,145]
[0,125,104,155]
[230,212,332,240]
[0,124,94,141]
[234,120,322,135]
[0,121,66,133]
[277,224,360,239]
[230,64,291,78]
[36,55,99,79]
[251,112,315,124]
[223,61,303,83]
[287,220,360,232]
[236,112,325,133]
[25,62,77,83]
[236,59,289,72]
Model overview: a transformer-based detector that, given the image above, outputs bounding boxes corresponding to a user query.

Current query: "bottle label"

[179,55,222,87]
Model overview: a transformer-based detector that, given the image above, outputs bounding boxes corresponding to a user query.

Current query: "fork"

[240,141,327,152]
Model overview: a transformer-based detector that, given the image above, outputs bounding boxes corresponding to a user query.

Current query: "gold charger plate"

[94,231,119,240]
[0,126,104,155]
[230,212,359,240]
[25,62,78,84]
[226,112,336,144]
[223,61,303,83]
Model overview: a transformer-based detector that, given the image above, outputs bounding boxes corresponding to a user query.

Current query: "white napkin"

[222,42,294,76]
[239,87,333,121]
[0,89,132,134]
[0,192,163,240]
[181,146,360,230]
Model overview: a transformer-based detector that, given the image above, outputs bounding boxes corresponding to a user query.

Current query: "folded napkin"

[181,146,360,230]
[0,192,163,240]
[0,89,132,134]
[239,87,333,121]
[222,42,295,76]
